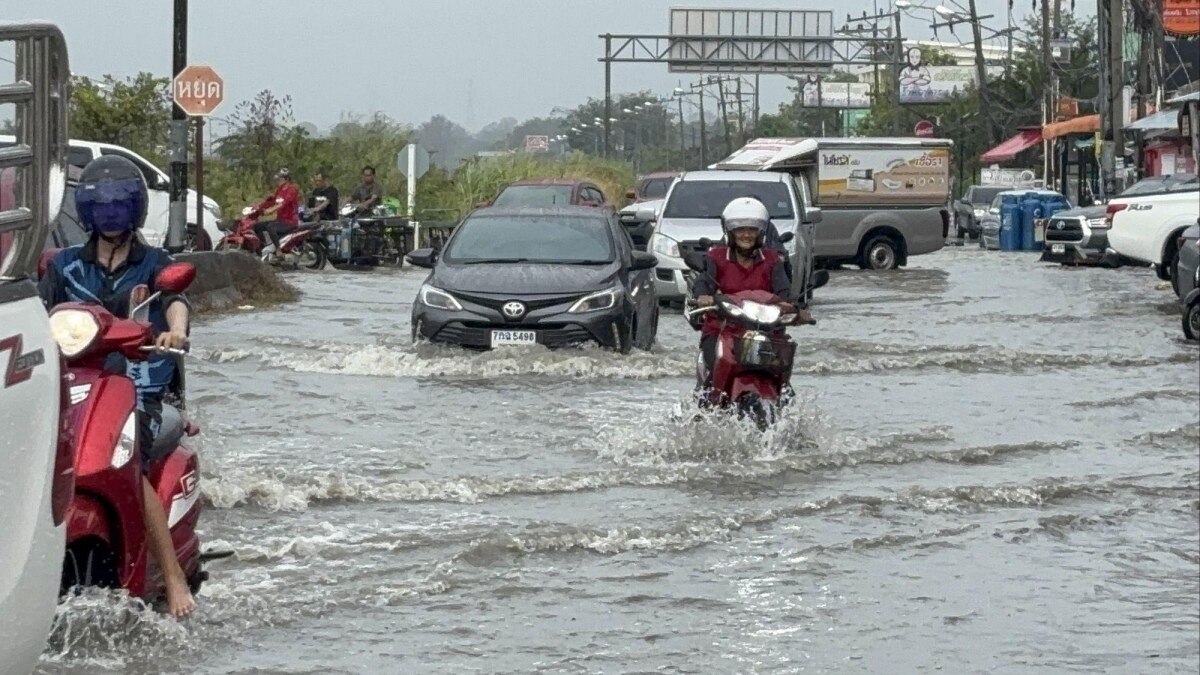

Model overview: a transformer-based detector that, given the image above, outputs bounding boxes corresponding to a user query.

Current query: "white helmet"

[721,197,770,246]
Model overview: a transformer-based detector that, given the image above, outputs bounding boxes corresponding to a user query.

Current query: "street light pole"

[167,0,189,251]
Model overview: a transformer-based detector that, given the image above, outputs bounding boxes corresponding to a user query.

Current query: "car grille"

[433,322,597,348]
[1045,216,1085,243]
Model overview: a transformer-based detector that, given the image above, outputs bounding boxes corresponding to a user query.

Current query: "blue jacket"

[39,237,189,398]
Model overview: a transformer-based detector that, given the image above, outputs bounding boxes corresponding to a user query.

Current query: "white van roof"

[711,136,954,171]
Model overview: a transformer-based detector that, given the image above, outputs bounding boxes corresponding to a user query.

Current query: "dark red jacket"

[693,246,790,336]
[256,182,301,226]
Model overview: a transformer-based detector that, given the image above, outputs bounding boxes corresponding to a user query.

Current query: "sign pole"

[167,0,188,252]
[194,117,204,246]
[407,144,418,250]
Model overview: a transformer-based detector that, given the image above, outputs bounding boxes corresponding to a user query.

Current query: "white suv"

[0,135,224,250]
[1106,174,1199,280]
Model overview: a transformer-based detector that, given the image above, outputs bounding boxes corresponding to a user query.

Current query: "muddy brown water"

[37,247,1199,674]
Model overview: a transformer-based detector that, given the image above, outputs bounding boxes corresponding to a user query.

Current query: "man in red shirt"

[253,168,301,257]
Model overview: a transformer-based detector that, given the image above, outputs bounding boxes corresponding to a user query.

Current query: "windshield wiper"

[553,259,612,265]
[460,257,533,265]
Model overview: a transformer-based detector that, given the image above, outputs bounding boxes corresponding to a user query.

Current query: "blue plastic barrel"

[1000,193,1022,251]
[1020,192,1045,251]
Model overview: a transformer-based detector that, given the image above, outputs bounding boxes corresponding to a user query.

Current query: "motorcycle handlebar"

[140,345,188,356]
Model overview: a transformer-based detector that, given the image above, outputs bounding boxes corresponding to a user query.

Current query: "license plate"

[490,330,537,347]
[1051,244,1065,254]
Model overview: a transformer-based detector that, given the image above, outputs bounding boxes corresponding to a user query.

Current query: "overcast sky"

[7,0,1076,132]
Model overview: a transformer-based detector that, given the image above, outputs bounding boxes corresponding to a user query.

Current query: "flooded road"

[39,248,1199,673]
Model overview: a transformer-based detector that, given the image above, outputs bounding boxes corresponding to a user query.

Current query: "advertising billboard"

[897,47,1003,104]
[668,8,835,74]
[800,79,873,108]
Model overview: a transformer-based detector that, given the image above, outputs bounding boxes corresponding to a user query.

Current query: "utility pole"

[676,90,686,169]
[1042,0,1054,185]
[1135,1,1152,175]
[969,0,994,146]
[167,0,188,252]
[603,34,612,159]
[891,10,903,135]
[716,77,733,157]
[692,79,709,167]
[1108,0,1126,191]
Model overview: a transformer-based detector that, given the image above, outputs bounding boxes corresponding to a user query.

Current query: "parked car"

[1040,205,1110,264]
[649,170,818,304]
[978,189,1070,250]
[0,135,224,251]
[406,207,659,352]
[0,23,71,675]
[482,179,610,210]
[1174,222,1200,301]
[952,185,1008,239]
[617,198,663,251]
[713,137,949,270]
[1106,173,1200,287]
[625,172,679,204]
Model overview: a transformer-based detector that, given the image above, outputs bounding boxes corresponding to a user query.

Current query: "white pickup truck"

[0,22,72,675]
[1106,174,1199,283]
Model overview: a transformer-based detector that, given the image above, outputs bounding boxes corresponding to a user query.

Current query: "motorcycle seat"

[147,404,186,462]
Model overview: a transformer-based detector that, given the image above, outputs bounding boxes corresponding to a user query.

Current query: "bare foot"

[164,577,196,618]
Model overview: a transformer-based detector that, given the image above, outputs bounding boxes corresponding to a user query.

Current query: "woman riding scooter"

[39,155,196,618]
[692,197,811,396]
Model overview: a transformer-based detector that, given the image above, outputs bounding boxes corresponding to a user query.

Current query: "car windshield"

[640,178,673,199]
[663,180,794,219]
[965,186,1005,204]
[444,214,614,264]
[1120,174,1198,196]
[493,185,574,207]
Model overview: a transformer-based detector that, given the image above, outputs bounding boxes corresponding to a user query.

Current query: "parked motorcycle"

[46,260,227,601]
[217,207,327,270]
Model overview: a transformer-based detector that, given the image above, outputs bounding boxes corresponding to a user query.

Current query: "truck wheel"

[1184,303,1200,341]
[860,236,899,270]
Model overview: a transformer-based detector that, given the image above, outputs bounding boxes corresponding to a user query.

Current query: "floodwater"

[37,247,1199,674]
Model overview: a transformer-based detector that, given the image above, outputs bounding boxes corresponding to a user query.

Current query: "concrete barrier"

[176,250,298,314]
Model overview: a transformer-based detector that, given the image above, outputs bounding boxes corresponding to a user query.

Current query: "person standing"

[307,170,340,222]
[349,165,383,215]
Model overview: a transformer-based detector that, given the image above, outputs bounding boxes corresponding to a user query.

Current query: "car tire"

[1170,252,1182,297]
[860,235,899,270]
[1184,302,1200,341]
[617,318,634,354]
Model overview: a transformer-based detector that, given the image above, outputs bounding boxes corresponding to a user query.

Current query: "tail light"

[51,355,76,526]
[1105,202,1128,225]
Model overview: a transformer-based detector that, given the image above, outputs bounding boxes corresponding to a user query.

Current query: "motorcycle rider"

[692,197,811,392]
[38,156,196,618]
[307,169,339,222]
[348,165,383,215]
[252,168,301,257]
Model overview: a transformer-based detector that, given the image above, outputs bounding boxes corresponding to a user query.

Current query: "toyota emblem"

[1055,221,1064,230]
[502,301,526,319]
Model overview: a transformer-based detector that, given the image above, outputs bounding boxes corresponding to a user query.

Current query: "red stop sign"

[172,65,224,117]
[913,120,936,137]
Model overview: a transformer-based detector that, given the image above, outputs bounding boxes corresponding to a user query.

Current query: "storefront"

[1042,114,1102,205]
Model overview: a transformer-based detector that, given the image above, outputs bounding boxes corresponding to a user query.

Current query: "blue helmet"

[75,155,148,236]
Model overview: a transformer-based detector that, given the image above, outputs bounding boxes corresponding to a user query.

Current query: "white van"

[0,135,224,250]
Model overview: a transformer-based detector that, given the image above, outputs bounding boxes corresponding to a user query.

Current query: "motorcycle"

[45,259,228,602]
[217,206,328,270]
[683,247,815,429]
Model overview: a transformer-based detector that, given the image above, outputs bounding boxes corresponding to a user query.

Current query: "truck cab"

[0,22,73,675]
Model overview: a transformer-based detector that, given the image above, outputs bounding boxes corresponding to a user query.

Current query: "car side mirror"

[154,175,171,191]
[635,207,656,223]
[155,262,196,294]
[625,190,637,200]
[778,231,795,244]
[803,206,823,224]
[406,248,438,268]
[810,269,830,290]
[630,251,658,271]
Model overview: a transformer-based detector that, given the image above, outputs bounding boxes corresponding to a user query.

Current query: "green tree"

[70,72,171,163]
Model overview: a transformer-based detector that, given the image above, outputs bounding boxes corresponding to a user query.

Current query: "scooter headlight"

[49,309,101,358]
[111,412,138,469]
[718,298,745,318]
[740,300,782,324]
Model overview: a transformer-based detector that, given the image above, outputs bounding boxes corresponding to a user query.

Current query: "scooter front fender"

[65,492,114,548]
[730,373,780,404]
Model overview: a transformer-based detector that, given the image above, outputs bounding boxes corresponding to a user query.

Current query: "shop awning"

[1042,114,1101,140]
[1127,108,1181,131]
[979,129,1043,163]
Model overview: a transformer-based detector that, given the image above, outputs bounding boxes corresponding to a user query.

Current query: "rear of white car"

[0,23,73,675]
[1106,175,1200,276]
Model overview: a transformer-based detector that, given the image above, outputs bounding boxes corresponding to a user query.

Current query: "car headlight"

[973,208,986,218]
[111,412,138,469]
[1087,217,1109,230]
[49,309,101,357]
[569,287,621,314]
[739,299,782,324]
[651,234,680,258]
[419,284,463,311]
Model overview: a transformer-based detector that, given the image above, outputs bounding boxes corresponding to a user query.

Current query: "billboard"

[1163,0,1200,37]
[816,147,951,205]
[668,8,835,74]
[800,79,872,108]
[524,135,550,153]
[898,47,1003,104]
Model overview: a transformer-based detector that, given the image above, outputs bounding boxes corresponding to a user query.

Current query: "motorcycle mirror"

[241,206,254,216]
[697,237,713,251]
[129,284,150,308]
[155,262,197,295]
[683,251,707,273]
[778,231,795,244]
[811,269,830,290]
[38,249,59,279]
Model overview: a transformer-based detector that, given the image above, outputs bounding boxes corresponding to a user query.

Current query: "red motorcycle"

[217,207,327,270]
[685,289,813,429]
[44,259,224,601]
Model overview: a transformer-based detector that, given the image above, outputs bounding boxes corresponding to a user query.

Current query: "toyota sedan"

[406,207,659,352]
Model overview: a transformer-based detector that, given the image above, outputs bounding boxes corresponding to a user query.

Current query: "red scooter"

[45,259,223,601]
[217,207,327,270]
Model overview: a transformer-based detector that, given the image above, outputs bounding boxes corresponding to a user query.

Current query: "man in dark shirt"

[349,165,383,214]
[307,170,339,221]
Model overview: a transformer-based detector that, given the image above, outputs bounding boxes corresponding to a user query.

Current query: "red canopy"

[980,129,1043,163]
